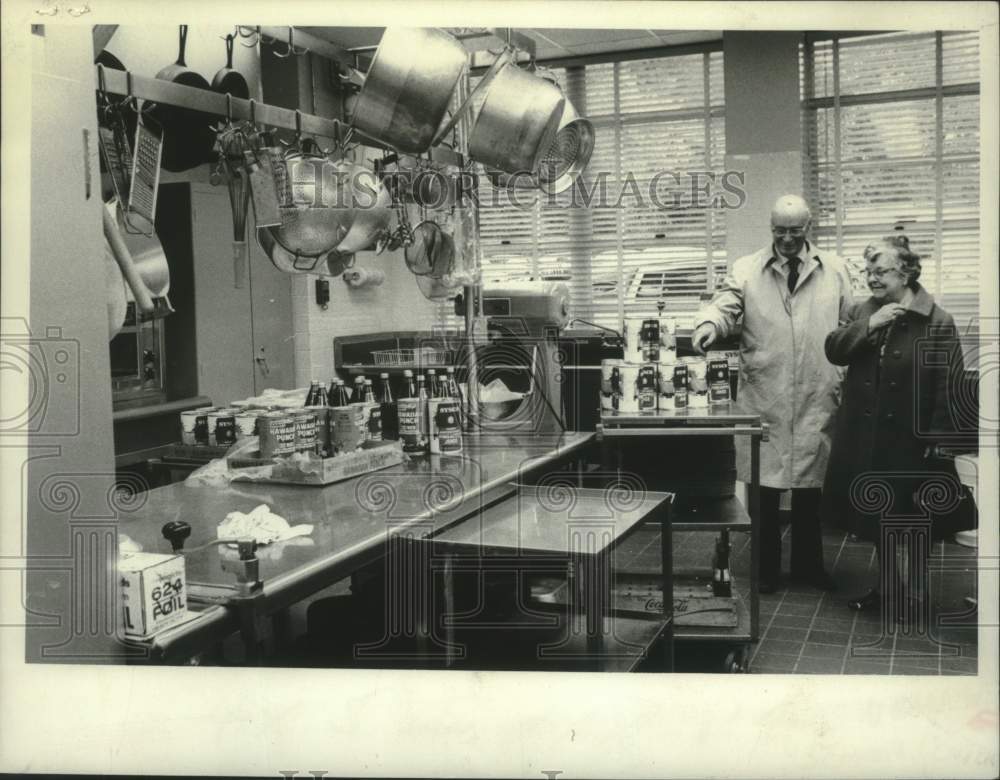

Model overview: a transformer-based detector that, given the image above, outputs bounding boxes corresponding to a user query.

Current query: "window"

[801,31,981,348]
[440,47,727,331]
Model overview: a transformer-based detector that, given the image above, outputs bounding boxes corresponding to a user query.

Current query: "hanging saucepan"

[211,34,250,100]
[333,161,393,254]
[350,27,468,154]
[151,26,218,172]
[104,238,129,340]
[103,199,155,316]
[264,148,357,265]
[468,62,565,175]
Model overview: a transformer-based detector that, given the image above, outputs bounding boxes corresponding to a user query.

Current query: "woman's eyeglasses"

[772,227,806,237]
[865,266,902,279]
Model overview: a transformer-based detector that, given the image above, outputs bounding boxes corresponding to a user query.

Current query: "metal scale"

[460,280,570,433]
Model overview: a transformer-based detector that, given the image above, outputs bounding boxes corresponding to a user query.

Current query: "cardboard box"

[119,552,187,639]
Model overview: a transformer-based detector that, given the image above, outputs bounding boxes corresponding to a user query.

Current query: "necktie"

[787,257,801,294]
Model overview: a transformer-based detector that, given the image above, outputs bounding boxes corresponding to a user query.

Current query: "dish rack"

[372,347,453,367]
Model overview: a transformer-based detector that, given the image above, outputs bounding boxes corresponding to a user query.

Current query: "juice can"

[180,408,211,445]
[331,406,364,453]
[207,408,237,447]
[672,364,689,410]
[189,406,216,445]
[706,351,731,405]
[234,409,262,440]
[290,409,318,453]
[428,398,463,455]
[259,412,296,459]
[397,397,426,453]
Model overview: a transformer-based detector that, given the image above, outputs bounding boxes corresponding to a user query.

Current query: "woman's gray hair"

[867,234,922,287]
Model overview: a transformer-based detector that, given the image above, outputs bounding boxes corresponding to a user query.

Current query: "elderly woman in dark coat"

[823,236,970,619]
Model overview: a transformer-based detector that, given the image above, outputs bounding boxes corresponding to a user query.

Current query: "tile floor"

[614,520,980,675]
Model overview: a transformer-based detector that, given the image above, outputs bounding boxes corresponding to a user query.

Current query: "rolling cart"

[597,407,767,673]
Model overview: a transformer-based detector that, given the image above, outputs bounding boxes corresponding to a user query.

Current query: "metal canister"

[330,405,365,453]
[234,409,262,440]
[290,408,318,453]
[207,407,237,447]
[258,411,297,459]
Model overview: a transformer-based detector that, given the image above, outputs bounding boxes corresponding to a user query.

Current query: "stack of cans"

[179,406,242,447]
[602,313,678,413]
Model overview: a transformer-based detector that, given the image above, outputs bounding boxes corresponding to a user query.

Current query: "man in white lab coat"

[692,195,854,593]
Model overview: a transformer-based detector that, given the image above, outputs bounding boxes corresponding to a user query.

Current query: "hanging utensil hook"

[237,26,260,47]
[273,27,307,58]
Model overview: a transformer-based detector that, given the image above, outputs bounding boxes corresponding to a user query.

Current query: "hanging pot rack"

[94,65,466,169]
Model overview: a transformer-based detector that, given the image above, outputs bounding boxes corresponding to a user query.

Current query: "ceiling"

[301,27,722,62]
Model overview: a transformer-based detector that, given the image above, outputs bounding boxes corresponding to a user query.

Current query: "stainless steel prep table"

[118,431,594,663]
[597,406,767,659]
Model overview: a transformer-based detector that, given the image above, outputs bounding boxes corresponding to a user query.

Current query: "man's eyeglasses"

[772,227,807,238]
[865,266,902,280]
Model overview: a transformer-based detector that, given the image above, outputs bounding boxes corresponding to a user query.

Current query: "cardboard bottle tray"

[228,440,405,486]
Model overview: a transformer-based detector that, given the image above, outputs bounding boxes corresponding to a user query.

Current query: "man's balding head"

[771,195,812,228]
[770,194,812,258]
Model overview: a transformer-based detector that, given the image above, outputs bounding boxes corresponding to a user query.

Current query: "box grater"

[126,107,163,236]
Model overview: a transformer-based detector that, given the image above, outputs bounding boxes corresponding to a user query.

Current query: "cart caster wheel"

[724,647,750,673]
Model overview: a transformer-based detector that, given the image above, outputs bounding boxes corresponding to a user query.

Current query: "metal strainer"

[537,100,595,195]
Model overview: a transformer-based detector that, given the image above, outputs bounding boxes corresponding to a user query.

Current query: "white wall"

[104,25,263,103]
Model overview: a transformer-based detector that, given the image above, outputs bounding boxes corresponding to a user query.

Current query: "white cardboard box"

[119,551,187,639]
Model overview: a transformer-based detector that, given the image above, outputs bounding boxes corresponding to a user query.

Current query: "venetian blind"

[439,47,727,330]
[801,31,981,348]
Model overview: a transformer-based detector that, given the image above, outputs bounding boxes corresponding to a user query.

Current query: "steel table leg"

[750,432,761,643]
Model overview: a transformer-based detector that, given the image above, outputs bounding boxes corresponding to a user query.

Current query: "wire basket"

[371,347,453,367]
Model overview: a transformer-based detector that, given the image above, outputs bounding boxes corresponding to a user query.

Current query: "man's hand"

[691,322,718,355]
[868,303,906,332]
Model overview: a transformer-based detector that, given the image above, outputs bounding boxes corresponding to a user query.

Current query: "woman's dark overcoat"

[822,284,975,541]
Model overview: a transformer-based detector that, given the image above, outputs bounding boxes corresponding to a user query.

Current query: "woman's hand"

[868,302,906,332]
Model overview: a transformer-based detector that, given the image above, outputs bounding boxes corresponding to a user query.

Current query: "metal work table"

[433,485,674,671]
[118,432,594,663]
[597,405,768,655]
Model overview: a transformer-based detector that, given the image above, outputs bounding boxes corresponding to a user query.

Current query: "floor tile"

[892,666,938,676]
[801,643,847,660]
[777,602,817,617]
[811,616,855,633]
[807,629,851,646]
[764,626,809,643]
[749,653,797,673]
[940,657,978,673]
[795,657,845,674]
[843,661,894,675]
[769,614,813,629]
[758,638,803,657]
